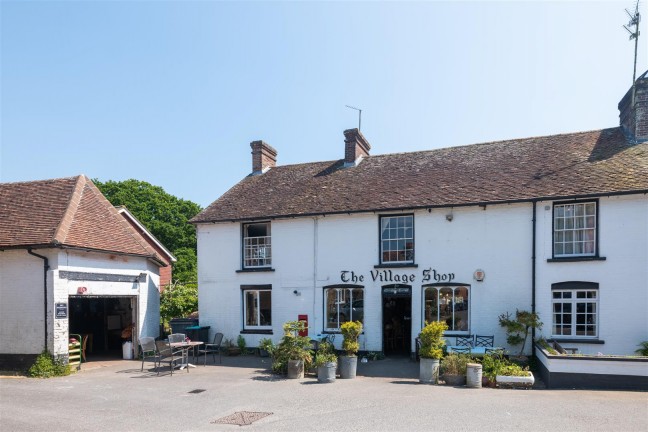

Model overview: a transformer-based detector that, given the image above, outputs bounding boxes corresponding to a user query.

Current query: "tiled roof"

[0,175,164,263]
[192,127,648,223]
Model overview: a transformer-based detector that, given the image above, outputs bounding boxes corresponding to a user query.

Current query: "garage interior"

[68,296,135,361]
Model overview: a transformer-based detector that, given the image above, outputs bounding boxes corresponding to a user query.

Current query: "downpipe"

[28,249,49,352]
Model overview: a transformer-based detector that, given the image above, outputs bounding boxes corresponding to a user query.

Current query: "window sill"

[549,338,605,344]
[240,329,273,335]
[236,268,276,273]
[374,263,418,269]
[547,256,606,263]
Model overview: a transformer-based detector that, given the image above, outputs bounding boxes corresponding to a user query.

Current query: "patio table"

[169,341,204,370]
[446,346,503,356]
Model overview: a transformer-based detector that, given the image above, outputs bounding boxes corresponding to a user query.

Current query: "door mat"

[212,411,272,426]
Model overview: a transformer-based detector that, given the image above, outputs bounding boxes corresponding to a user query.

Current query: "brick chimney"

[618,70,648,144]
[250,140,277,174]
[343,128,371,167]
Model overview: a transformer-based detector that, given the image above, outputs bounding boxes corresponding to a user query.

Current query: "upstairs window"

[553,201,597,257]
[243,222,271,268]
[380,215,414,264]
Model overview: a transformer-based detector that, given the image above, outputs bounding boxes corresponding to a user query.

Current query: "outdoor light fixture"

[293,290,301,296]
[446,213,453,222]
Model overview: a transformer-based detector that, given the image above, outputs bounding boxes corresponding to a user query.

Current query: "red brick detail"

[344,128,371,165]
[251,140,278,173]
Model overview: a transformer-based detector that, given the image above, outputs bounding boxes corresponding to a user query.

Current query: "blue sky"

[1,1,646,208]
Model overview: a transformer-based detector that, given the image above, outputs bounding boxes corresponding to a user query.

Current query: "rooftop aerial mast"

[623,1,642,104]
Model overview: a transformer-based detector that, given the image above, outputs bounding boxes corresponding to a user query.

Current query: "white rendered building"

[192,75,648,359]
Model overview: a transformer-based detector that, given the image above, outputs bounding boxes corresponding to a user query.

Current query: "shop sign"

[340,268,455,284]
[55,303,68,319]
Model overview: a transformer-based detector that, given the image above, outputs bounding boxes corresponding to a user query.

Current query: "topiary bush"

[419,320,448,359]
[340,321,363,357]
[27,351,70,378]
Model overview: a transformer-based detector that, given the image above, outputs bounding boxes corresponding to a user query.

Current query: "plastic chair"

[455,335,474,347]
[198,332,223,365]
[475,335,495,347]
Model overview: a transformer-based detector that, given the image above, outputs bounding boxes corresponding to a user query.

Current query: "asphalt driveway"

[1,356,646,432]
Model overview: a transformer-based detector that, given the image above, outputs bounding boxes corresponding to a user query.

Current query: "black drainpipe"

[531,201,537,345]
[28,249,49,352]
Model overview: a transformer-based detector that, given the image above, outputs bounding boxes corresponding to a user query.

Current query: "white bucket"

[122,341,133,360]
[466,363,482,388]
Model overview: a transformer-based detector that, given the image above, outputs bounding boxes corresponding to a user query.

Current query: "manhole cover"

[188,389,206,394]
[212,411,272,426]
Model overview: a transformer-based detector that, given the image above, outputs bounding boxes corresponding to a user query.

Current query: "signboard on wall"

[55,303,68,319]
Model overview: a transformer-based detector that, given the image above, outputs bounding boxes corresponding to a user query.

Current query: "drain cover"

[212,411,272,426]
[188,389,206,394]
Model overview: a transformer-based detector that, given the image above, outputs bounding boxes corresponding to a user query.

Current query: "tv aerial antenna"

[345,105,362,131]
[623,1,642,104]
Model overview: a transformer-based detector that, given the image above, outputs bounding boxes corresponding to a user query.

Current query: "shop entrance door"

[382,285,412,356]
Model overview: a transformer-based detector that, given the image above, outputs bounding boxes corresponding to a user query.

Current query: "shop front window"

[423,285,469,332]
[324,286,364,331]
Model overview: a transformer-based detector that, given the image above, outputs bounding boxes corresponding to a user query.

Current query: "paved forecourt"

[1,356,646,432]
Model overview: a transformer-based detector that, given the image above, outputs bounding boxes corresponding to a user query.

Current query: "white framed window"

[552,282,598,338]
[324,286,364,331]
[380,215,414,264]
[422,285,470,333]
[242,285,272,330]
[553,201,597,257]
[243,222,271,268]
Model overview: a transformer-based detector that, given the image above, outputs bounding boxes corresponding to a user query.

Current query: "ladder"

[68,334,82,372]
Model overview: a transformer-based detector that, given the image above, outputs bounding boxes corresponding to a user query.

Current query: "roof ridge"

[0,175,81,186]
[52,175,86,245]
[263,128,616,170]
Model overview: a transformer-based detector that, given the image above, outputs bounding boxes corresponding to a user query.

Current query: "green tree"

[94,179,202,284]
[160,282,198,328]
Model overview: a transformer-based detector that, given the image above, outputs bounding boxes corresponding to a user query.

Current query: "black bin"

[169,318,199,336]
[186,326,211,344]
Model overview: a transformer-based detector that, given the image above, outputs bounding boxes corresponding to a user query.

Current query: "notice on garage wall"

[55,303,68,319]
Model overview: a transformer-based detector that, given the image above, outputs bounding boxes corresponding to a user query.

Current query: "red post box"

[298,314,308,337]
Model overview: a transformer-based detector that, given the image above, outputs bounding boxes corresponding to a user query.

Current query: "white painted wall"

[0,250,53,354]
[535,195,648,355]
[197,202,534,354]
[0,248,161,359]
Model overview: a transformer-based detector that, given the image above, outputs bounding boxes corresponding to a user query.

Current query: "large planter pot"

[442,373,466,386]
[258,348,269,358]
[496,372,534,389]
[339,356,358,379]
[317,362,337,383]
[419,358,440,384]
[287,359,304,379]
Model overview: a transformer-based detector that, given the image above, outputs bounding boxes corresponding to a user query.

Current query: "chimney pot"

[250,140,277,174]
[343,128,371,166]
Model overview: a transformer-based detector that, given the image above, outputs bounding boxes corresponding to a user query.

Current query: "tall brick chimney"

[343,128,371,167]
[250,140,277,174]
[618,70,648,144]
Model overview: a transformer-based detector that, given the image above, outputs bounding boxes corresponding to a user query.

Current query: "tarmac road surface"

[1,356,646,432]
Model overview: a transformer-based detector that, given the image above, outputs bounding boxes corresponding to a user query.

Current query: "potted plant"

[270,321,312,378]
[498,309,542,362]
[314,341,337,383]
[495,362,534,388]
[237,335,249,355]
[339,321,363,379]
[440,353,470,386]
[418,320,448,384]
[480,351,506,387]
[258,338,274,357]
